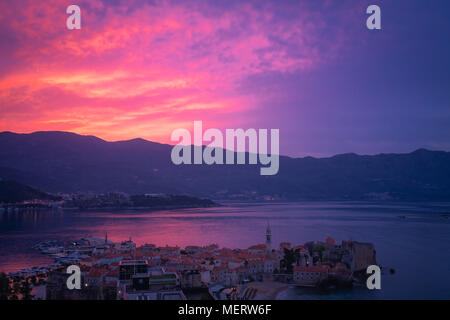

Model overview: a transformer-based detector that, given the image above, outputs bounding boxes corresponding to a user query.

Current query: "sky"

[0,0,449,157]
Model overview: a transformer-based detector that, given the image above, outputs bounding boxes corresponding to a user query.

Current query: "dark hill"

[1,131,450,201]
[0,179,61,203]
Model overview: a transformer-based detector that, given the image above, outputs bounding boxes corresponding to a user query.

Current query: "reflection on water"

[1,201,450,299]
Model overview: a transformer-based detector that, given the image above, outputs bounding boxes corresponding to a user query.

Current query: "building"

[325,237,336,246]
[211,266,227,283]
[119,266,184,300]
[158,245,181,255]
[247,259,265,274]
[115,237,136,253]
[185,246,202,254]
[180,271,203,288]
[85,267,109,286]
[119,260,149,280]
[293,266,329,287]
[264,257,279,273]
[247,244,266,255]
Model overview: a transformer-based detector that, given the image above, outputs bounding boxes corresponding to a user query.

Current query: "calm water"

[1,201,450,299]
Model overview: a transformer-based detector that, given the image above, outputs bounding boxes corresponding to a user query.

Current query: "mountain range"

[1,131,450,201]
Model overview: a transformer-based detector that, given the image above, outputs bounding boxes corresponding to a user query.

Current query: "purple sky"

[0,0,449,157]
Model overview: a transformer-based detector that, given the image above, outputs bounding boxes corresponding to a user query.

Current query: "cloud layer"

[0,0,354,143]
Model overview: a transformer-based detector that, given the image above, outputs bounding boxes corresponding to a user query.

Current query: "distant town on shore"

[0,180,217,211]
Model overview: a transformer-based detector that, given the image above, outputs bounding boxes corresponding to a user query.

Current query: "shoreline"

[61,203,220,211]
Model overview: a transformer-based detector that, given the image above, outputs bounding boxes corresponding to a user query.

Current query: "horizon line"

[0,130,447,160]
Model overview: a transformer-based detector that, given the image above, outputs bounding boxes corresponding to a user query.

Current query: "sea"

[1,201,449,299]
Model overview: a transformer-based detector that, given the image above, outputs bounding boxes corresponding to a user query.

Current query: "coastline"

[61,203,220,211]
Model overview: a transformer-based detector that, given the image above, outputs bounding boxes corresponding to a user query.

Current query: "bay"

[1,201,449,299]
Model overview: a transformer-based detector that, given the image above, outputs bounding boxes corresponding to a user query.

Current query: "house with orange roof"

[140,243,156,252]
[85,267,109,286]
[234,265,249,282]
[158,245,180,255]
[293,265,329,287]
[211,266,227,284]
[238,253,263,261]
[227,258,246,270]
[248,244,267,255]
[247,259,265,274]
[176,258,199,272]
[264,256,279,273]
[143,252,161,266]
[185,246,202,254]
[80,257,96,267]
[203,244,219,252]
[225,268,239,286]
[326,237,336,246]
[77,265,91,277]
[98,253,124,265]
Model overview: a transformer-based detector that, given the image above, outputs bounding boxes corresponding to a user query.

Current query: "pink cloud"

[0,0,354,142]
